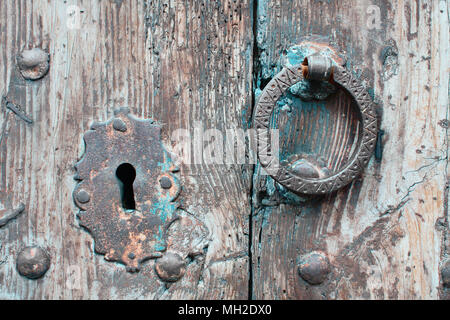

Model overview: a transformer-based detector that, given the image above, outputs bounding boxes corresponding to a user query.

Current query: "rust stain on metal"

[73,108,181,272]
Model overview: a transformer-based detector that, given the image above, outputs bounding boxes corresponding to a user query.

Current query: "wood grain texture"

[0,0,448,300]
[275,89,360,175]
[252,0,449,299]
[0,0,253,299]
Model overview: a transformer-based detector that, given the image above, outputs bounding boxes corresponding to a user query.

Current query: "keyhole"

[116,163,136,210]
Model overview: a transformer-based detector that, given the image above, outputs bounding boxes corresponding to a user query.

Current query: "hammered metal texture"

[254,65,377,195]
[73,108,180,272]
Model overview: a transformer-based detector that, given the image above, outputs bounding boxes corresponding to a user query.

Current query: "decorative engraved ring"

[254,55,378,195]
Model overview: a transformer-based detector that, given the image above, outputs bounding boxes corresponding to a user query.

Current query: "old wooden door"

[0,0,448,300]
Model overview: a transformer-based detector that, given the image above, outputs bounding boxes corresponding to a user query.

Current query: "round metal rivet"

[155,252,186,282]
[17,48,50,80]
[76,189,90,203]
[159,176,172,189]
[113,118,127,132]
[16,246,50,280]
[297,251,330,285]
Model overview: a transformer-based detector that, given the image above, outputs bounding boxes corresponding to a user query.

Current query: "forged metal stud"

[155,252,186,282]
[113,118,127,132]
[76,189,90,203]
[17,48,50,80]
[442,260,450,288]
[297,251,330,285]
[159,176,172,189]
[16,246,50,280]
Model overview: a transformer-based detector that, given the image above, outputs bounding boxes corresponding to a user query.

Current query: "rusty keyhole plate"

[73,108,180,272]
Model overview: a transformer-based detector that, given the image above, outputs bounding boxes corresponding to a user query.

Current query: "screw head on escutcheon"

[159,176,172,189]
[113,118,127,132]
[76,189,90,203]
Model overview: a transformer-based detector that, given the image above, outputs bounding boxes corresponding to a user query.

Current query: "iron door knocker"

[254,54,378,195]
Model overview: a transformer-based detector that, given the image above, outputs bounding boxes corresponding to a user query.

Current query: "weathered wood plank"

[0,0,253,299]
[1,0,447,300]
[252,0,449,299]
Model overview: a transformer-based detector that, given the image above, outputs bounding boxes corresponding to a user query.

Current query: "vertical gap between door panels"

[248,0,259,300]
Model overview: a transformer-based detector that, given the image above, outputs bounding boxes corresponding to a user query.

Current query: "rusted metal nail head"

[113,118,127,132]
[297,251,330,285]
[16,246,50,280]
[155,252,186,282]
[159,176,172,189]
[76,189,90,203]
[442,260,450,288]
[17,48,50,80]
